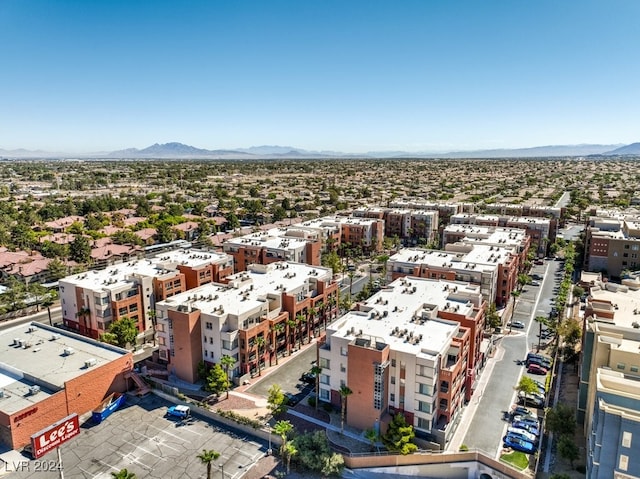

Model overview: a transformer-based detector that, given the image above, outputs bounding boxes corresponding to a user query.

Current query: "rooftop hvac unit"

[63,347,75,356]
[85,358,97,368]
[51,334,60,341]
[0,390,4,398]
[29,385,40,395]
[28,326,36,333]
[13,338,21,346]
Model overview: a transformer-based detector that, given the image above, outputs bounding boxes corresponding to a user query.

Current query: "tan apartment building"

[154,262,339,383]
[222,227,322,272]
[584,215,640,278]
[387,244,520,307]
[450,213,553,256]
[59,250,233,340]
[578,275,640,478]
[317,276,485,448]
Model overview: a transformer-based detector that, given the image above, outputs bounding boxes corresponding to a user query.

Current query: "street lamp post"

[267,425,272,456]
[219,463,224,479]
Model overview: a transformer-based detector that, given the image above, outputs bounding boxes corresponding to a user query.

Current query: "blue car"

[503,434,536,454]
[507,427,538,444]
[512,420,540,437]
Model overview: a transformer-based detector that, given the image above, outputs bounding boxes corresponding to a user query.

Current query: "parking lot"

[11,394,266,479]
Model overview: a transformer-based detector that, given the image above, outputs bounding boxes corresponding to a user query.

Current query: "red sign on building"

[30,414,80,459]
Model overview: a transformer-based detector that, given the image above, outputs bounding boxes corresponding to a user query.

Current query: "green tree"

[557,434,579,468]
[545,403,576,436]
[339,385,352,434]
[205,363,230,395]
[271,323,285,365]
[311,365,322,411]
[111,469,137,479]
[365,428,379,452]
[255,335,266,376]
[486,303,501,330]
[47,258,69,280]
[220,355,235,399]
[41,292,56,326]
[1,277,27,312]
[274,420,293,456]
[196,449,220,479]
[282,442,297,474]
[267,384,286,416]
[156,222,174,243]
[382,413,418,455]
[516,376,540,407]
[106,316,139,348]
[291,430,344,477]
[69,235,91,263]
[27,283,48,312]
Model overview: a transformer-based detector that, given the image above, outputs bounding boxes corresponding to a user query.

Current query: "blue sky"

[1,0,639,153]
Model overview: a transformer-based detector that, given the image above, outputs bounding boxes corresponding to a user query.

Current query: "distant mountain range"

[1,142,639,159]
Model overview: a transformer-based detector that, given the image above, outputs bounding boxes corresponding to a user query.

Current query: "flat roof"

[0,323,127,415]
[390,248,499,272]
[331,276,480,358]
[159,262,333,317]
[589,281,640,329]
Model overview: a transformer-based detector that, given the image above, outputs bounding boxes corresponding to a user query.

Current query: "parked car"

[512,420,540,437]
[527,356,552,370]
[503,434,536,454]
[507,427,539,444]
[534,260,544,265]
[300,371,316,384]
[512,405,533,417]
[507,320,525,329]
[518,391,544,407]
[531,280,541,286]
[284,392,299,406]
[527,364,548,376]
[533,380,547,393]
[166,405,191,419]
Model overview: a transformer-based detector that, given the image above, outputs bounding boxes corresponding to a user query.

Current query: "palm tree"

[273,419,293,456]
[311,365,322,411]
[295,312,305,349]
[220,355,235,399]
[308,305,318,339]
[282,442,297,474]
[148,308,157,346]
[111,469,137,479]
[339,385,353,434]
[271,323,285,365]
[196,449,221,479]
[255,336,266,376]
[41,295,55,326]
[286,317,297,355]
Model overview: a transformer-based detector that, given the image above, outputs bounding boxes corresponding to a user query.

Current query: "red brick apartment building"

[318,276,486,448]
[155,262,339,384]
[0,323,132,449]
[59,250,233,340]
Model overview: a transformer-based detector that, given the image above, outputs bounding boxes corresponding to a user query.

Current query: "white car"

[508,426,539,442]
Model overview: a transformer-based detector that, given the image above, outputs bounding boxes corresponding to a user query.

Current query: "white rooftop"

[330,276,481,358]
[0,323,127,415]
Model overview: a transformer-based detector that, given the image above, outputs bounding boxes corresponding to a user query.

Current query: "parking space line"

[131,430,181,452]
[122,438,166,459]
[147,423,200,441]
[113,450,153,471]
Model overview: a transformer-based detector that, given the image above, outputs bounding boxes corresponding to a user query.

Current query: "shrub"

[459,444,469,451]
[322,402,334,413]
[307,396,316,407]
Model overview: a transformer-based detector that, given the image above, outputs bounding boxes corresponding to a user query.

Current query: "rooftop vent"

[51,334,60,341]
[85,358,97,368]
[29,385,40,395]
[63,347,75,356]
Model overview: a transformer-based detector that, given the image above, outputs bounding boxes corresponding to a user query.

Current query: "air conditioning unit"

[51,334,60,341]
[29,385,40,395]
[85,358,97,368]
[63,347,75,356]
[13,338,21,346]
[0,390,4,398]
[28,326,36,333]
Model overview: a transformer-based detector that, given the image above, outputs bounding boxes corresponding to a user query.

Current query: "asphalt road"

[245,344,317,401]
[461,259,563,456]
[9,394,266,479]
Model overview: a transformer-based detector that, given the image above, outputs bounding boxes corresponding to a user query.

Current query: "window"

[206,322,213,330]
[203,336,207,343]
[622,431,632,448]
[619,454,629,471]
[204,350,208,357]
[319,389,330,400]
[617,363,626,370]
[391,359,396,367]
[340,346,348,356]
[418,401,431,413]
[340,364,346,373]
[319,358,330,369]
[418,383,431,395]
[390,393,395,402]
[630,365,639,373]
[391,376,396,385]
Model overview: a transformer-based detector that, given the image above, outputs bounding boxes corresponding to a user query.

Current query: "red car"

[527,364,548,375]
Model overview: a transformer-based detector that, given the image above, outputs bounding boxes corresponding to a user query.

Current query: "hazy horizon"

[2,0,639,153]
